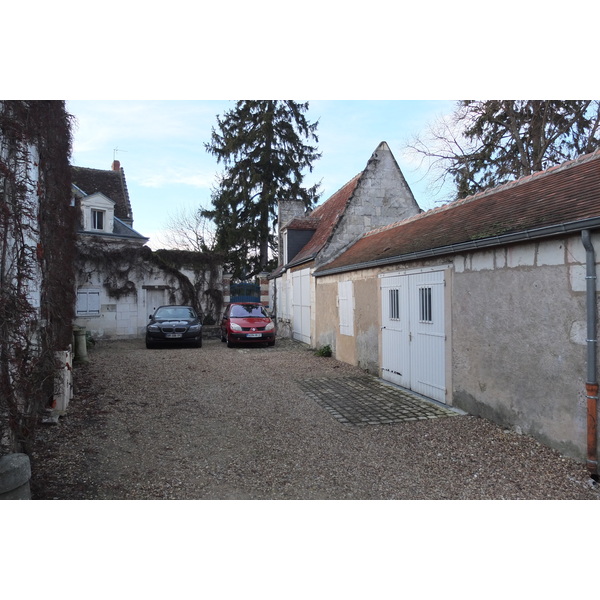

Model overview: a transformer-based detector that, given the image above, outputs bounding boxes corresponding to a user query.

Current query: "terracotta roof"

[71,165,133,223]
[285,173,362,267]
[316,150,600,274]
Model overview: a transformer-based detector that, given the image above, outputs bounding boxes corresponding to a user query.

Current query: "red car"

[220,302,276,348]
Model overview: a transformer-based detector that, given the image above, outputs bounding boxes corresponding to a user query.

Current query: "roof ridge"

[448,147,600,206]
[363,149,600,239]
[117,166,133,221]
[311,172,362,216]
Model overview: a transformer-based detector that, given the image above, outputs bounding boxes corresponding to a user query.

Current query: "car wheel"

[226,335,235,348]
[195,336,202,348]
[145,337,156,349]
[268,340,275,347]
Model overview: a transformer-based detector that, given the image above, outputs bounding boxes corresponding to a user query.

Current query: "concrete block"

[507,245,535,267]
[470,250,494,272]
[570,264,587,292]
[453,256,466,273]
[0,453,31,500]
[567,236,586,264]
[495,248,507,268]
[537,240,565,266]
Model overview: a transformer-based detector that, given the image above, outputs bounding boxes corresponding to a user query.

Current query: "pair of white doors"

[380,269,447,403]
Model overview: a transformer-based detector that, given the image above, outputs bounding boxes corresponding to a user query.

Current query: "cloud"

[134,167,215,190]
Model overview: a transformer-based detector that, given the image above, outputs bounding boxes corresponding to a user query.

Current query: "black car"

[146,305,202,348]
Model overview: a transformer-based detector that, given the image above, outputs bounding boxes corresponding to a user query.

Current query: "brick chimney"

[111,159,121,171]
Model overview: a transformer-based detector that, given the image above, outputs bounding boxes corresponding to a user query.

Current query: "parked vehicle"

[146,305,202,348]
[220,302,276,348]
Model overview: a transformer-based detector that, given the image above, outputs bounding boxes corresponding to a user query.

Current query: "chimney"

[111,160,121,171]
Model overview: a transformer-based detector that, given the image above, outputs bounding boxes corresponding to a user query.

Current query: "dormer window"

[91,209,105,231]
[77,192,115,234]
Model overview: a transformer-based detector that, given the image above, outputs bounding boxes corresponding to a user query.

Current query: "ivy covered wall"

[75,239,225,336]
[0,101,76,454]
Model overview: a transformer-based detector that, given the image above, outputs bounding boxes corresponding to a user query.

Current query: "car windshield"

[155,307,196,320]
[230,304,268,318]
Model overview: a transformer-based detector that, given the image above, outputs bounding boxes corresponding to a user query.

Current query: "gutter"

[77,230,150,242]
[314,215,600,278]
[582,230,599,480]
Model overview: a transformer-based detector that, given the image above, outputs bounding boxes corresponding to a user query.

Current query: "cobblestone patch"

[297,376,461,425]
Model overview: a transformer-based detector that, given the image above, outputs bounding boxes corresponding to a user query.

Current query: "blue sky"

[67,100,457,248]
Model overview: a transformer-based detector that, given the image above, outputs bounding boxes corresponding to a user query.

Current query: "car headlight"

[147,324,160,332]
[188,324,201,332]
[230,322,242,331]
[265,322,275,331]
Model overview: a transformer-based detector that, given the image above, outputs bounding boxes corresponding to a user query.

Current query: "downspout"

[581,230,599,480]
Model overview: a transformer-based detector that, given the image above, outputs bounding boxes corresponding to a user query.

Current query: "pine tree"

[203,101,321,278]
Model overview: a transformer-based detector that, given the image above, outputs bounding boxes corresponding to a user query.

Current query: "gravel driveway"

[31,336,600,500]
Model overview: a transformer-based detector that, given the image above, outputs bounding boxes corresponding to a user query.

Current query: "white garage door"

[292,268,311,344]
[380,268,447,403]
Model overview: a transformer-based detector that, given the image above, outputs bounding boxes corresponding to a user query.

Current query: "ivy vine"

[0,101,76,455]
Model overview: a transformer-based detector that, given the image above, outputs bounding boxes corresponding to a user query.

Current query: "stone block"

[0,453,31,500]
[470,250,494,271]
[537,240,565,266]
[507,245,535,267]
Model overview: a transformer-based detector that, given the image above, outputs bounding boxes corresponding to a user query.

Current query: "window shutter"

[88,290,100,315]
[76,290,100,316]
[338,281,354,337]
[76,291,88,315]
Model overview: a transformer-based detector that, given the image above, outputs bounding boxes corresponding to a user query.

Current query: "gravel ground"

[30,336,600,500]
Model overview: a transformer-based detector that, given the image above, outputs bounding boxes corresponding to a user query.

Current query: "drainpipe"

[581,230,599,480]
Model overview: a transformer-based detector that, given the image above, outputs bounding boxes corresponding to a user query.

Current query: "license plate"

[247,333,262,338]
[166,333,182,338]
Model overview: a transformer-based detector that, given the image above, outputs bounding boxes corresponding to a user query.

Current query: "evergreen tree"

[203,101,321,278]
[409,100,600,199]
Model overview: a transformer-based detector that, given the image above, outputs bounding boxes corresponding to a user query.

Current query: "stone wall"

[317,143,420,267]
[451,233,598,460]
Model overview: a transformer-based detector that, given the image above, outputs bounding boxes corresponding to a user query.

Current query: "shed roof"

[315,150,600,276]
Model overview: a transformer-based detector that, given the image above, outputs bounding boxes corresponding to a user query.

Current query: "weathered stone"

[0,453,31,500]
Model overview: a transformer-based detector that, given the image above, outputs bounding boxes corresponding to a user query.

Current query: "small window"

[76,289,100,316]
[91,209,105,230]
[389,289,400,320]
[419,287,432,323]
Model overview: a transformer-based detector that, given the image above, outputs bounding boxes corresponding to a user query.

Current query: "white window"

[76,289,100,316]
[389,288,400,320]
[338,280,354,337]
[419,286,433,323]
[91,209,105,231]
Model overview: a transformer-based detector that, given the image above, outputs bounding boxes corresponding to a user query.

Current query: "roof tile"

[285,173,361,266]
[319,150,600,272]
[71,165,133,223]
